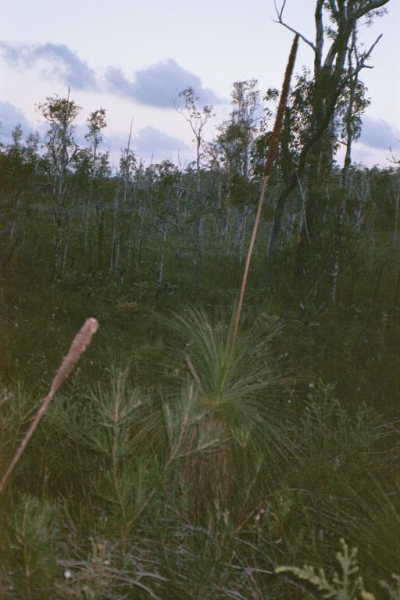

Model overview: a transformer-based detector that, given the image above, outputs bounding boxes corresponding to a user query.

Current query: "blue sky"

[0,0,399,168]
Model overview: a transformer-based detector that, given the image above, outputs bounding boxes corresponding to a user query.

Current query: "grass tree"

[163,307,291,520]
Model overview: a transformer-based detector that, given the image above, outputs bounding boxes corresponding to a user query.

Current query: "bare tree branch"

[354,33,383,73]
[274,0,317,52]
[314,0,325,72]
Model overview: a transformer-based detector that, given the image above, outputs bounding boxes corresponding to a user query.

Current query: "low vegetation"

[1,1,400,597]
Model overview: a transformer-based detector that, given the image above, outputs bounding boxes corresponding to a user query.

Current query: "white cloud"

[0,41,97,90]
[360,116,400,151]
[105,58,224,109]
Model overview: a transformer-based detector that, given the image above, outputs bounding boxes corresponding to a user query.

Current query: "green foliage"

[277,539,370,599]
[169,307,291,452]
[157,308,291,518]
[0,318,399,598]
[340,479,400,578]
[277,539,400,600]
[4,494,60,599]
[296,380,383,473]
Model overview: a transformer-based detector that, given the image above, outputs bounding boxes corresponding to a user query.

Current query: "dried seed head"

[50,317,99,396]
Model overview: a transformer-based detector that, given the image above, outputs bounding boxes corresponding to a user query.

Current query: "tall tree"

[178,87,214,193]
[211,80,260,208]
[39,93,80,205]
[217,80,259,179]
[331,27,371,303]
[119,120,136,205]
[268,0,390,302]
[38,93,80,272]
[0,125,37,268]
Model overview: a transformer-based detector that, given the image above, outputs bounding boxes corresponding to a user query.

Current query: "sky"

[0,0,399,169]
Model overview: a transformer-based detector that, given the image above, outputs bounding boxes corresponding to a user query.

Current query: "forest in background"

[1,0,400,598]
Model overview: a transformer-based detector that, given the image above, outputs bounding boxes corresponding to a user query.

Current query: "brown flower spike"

[0,318,99,495]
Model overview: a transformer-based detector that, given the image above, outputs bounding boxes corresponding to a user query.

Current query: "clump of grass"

[341,478,400,580]
[4,494,60,600]
[164,307,291,518]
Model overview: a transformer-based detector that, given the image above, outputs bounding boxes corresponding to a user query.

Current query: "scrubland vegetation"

[1,1,400,597]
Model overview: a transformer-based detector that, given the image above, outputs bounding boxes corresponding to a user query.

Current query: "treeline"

[0,83,399,308]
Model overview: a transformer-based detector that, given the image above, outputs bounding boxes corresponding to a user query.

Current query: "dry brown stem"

[231,34,299,345]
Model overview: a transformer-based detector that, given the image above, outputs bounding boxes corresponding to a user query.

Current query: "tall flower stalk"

[231,34,299,345]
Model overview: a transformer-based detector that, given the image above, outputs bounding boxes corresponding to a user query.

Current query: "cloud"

[351,142,396,168]
[0,41,223,109]
[0,41,97,90]
[360,116,400,150]
[105,58,222,108]
[0,102,31,140]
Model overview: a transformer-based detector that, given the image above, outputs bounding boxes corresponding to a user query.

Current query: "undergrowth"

[1,306,399,598]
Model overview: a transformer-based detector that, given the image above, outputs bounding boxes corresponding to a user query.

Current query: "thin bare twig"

[354,33,383,72]
[274,0,316,52]
[0,317,99,495]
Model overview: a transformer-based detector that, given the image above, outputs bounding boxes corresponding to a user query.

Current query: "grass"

[2,224,400,598]
[2,223,400,597]
[1,298,399,598]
